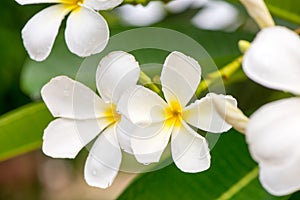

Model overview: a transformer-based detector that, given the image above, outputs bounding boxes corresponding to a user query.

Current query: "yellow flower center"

[62,0,83,10]
[62,0,83,5]
[104,104,121,124]
[165,101,182,127]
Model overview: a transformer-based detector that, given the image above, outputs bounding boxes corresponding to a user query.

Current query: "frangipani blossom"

[167,0,243,32]
[16,0,123,61]
[41,51,140,188]
[243,26,300,195]
[117,2,166,27]
[191,0,243,32]
[118,51,237,172]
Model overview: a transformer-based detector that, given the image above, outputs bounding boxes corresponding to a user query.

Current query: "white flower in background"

[116,0,242,31]
[167,0,243,32]
[117,1,166,26]
[191,0,243,32]
[118,51,237,172]
[41,51,140,188]
[16,0,123,61]
[243,26,300,196]
[166,0,207,13]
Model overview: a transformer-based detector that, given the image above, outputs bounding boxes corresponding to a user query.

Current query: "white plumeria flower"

[118,51,237,172]
[41,51,140,188]
[191,0,243,32]
[243,26,300,195]
[166,0,207,13]
[167,0,243,32]
[117,1,166,27]
[16,0,123,61]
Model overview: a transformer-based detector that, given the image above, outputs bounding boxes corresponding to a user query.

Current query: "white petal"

[191,1,242,32]
[117,2,166,27]
[161,51,201,107]
[166,0,201,13]
[116,117,135,154]
[15,0,63,5]
[22,5,71,61]
[65,7,109,57]
[243,26,300,95]
[41,76,110,119]
[246,97,300,195]
[131,120,174,164]
[259,156,300,196]
[84,0,123,10]
[246,97,300,165]
[171,121,210,173]
[183,93,236,133]
[96,51,140,103]
[117,86,168,124]
[42,118,110,158]
[84,125,121,188]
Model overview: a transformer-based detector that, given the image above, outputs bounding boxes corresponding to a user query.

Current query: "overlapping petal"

[116,117,136,153]
[183,93,236,133]
[246,97,300,195]
[65,7,109,57]
[246,97,300,164]
[171,121,210,173]
[131,120,175,164]
[22,4,71,61]
[42,118,111,158]
[243,26,300,95]
[96,51,140,103]
[161,51,201,107]
[117,86,168,124]
[41,76,110,119]
[84,125,121,188]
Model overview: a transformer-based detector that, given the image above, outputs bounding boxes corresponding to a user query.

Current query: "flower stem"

[195,55,244,97]
[139,71,163,97]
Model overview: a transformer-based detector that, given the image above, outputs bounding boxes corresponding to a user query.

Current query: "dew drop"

[92,169,97,176]
[63,89,70,97]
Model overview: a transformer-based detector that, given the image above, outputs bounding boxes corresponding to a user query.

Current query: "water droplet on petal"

[63,89,70,97]
[92,169,97,176]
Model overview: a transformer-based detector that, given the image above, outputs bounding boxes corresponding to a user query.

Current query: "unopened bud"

[238,40,251,53]
[211,95,249,134]
[240,0,275,29]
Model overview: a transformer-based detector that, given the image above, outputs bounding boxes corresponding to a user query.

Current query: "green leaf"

[265,0,300,25]
[118,130,289,200]
[0,102,52,161]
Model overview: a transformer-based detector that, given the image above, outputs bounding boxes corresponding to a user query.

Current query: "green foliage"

[265,0,300,25]
[0,102,52,161]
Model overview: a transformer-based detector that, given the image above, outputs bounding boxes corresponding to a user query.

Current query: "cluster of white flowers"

[16,0,300,196]
[41,50,236,188]
[117,0,243,31]
[212,24,300,197]
[243,26,300,196]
